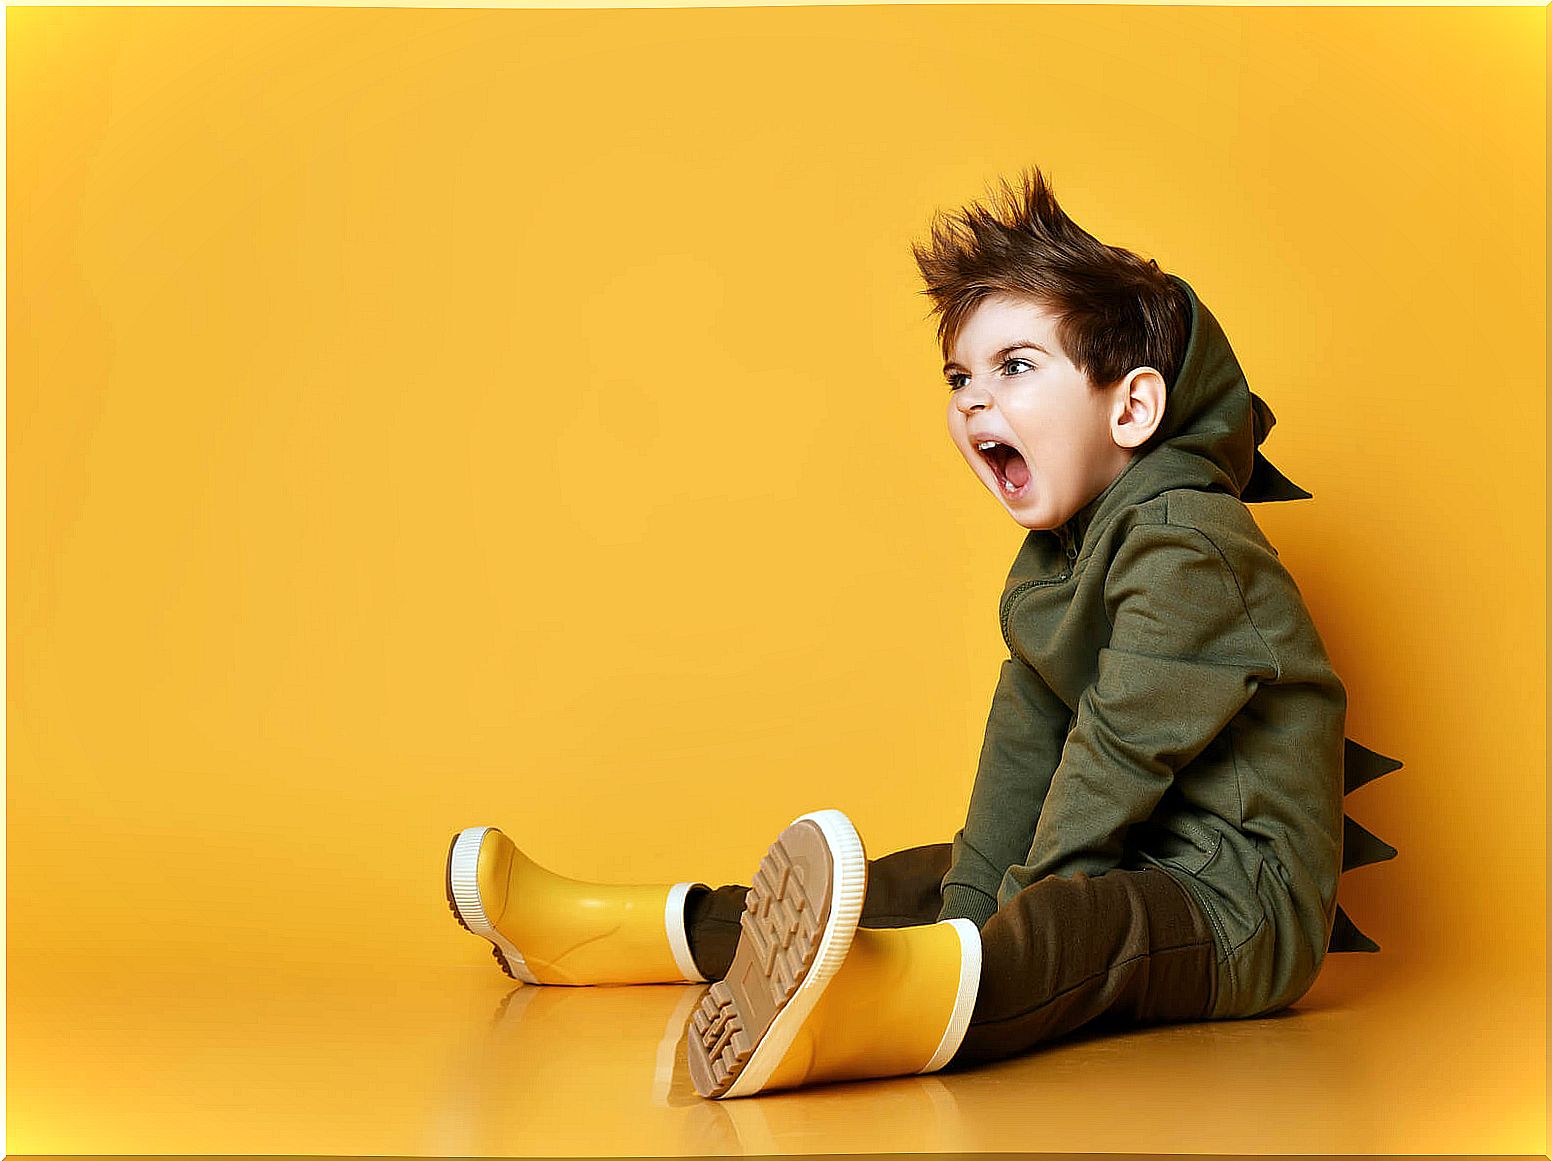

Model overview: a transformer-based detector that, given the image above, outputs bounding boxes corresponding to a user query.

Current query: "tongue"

[1004,451,1031,489]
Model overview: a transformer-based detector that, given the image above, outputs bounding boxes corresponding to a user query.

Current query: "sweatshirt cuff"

[939,882,1000,929]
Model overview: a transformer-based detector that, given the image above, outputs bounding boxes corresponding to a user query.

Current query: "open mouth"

[975,439,1032,499]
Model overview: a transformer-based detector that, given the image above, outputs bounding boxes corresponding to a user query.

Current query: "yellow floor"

[6,945,1543,1156]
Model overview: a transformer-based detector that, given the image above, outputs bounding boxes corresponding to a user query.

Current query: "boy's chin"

[990,487,1052,530]
[978,473,1060,531]
[993,499,1067,533]
[998,500,1053,531]
[1009,513,1055,531]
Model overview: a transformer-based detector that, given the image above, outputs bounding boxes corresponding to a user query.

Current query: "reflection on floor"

[6,949,1543,1156]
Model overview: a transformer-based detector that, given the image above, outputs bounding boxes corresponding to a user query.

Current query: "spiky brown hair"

[911,165,1191,407]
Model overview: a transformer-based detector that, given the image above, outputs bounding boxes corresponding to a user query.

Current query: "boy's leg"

[683,841,953,980]
[856,842,955,927]
[946,866,1218,1069]
[684,843,1217,1063]
[681,817,1214,1098]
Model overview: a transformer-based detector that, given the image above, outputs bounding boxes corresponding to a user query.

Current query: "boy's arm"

[938,653,1073,929]
[1001,521,1280,895]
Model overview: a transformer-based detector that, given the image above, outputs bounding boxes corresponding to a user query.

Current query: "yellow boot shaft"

[447,826,707,986]
[760,920,980,1092]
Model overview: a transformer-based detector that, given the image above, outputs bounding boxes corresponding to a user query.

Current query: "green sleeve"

[938,653,1073,929]
[1000,521,1279,896]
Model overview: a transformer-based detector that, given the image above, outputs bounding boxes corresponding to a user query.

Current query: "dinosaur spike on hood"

[1064,274,1312,547]
[1243,449,1313,504]
[1244,392,1313,503]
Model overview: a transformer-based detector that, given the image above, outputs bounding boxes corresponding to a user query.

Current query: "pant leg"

[854,841,954,927]
[947,866,1218,1069]
[684,842,953,979]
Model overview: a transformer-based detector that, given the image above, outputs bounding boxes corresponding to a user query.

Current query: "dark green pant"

[683,842,1218,1068]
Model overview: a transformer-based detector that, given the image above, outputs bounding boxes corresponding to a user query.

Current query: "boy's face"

[944,293,1148,532]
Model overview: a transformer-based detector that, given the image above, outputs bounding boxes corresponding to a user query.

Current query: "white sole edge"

[448,825,540,985]
[665,881,710,983]
[721,807,868,1099]
[919,917,982,1074]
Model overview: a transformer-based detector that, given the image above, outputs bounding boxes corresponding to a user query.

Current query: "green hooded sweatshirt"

[936,273,1401,1020]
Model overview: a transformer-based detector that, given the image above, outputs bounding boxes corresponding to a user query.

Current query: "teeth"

[1003,479,1018,493]
[977,440,999,451]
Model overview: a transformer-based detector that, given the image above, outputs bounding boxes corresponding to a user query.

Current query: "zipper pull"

[1059,522,1078,563]
[1056,522,1077,577]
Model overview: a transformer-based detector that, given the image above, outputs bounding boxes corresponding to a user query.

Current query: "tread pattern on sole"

[685,821,836,1098]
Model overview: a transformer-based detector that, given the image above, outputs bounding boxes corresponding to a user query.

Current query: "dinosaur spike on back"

[1328,904,1380,953]
[1342,814,1399,872]
[1330,740,1402,952]
[1343,738,1404,795]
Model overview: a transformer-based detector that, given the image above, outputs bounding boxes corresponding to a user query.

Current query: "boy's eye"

[944,358,1035,391]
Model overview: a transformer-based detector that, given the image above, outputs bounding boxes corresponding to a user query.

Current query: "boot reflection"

[441,975,970,1156]
[658,983,970,1154]
[452,982,690,1150]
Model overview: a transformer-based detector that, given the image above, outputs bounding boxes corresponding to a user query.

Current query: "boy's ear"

[1112,367,1167,450]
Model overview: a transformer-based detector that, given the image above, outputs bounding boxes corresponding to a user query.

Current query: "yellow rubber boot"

[755,920,981,1093]
[445,825,710,985]
[686,809,981,1098]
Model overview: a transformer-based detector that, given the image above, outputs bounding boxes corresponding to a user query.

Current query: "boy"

[445,166,1401,1100]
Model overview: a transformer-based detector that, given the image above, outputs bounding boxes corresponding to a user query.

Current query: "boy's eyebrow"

[943,341,1052,373]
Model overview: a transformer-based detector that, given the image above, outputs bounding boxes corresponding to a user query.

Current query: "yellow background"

[7,4,1545,1155]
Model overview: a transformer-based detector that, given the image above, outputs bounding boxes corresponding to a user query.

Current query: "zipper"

[998,520,1081,654]
[1058,522,1079,569]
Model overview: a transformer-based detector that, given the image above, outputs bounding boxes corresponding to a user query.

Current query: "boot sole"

[445,826,540,984]
[685,809,867,1099]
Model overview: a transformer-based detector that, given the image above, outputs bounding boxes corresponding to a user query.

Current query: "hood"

[1061,273,1311,551]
